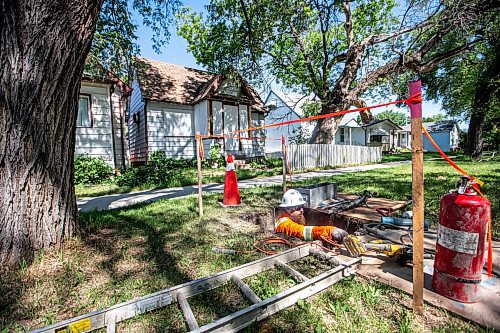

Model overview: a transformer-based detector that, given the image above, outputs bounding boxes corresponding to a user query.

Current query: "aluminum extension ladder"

[31,244,360,333]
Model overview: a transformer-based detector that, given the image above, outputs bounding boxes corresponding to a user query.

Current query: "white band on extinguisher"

[226,162,235,172]
[437,224,479,255]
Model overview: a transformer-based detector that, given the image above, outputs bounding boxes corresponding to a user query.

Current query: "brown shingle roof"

[136,58,216,104]
[135,58,266,111]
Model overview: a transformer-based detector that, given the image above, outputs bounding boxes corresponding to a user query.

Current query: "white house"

[263,90,315,153]
[128,59,267,164]
[398,120,460,152]
[77,75,129,169]
[335,118,402,152]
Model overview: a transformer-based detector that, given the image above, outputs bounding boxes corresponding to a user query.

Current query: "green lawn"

[2,159,496,332]
[75,167,282,198]
[76,151,464,198]
[299,158,499,236]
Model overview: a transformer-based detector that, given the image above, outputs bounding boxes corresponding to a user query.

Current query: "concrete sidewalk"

[77,161,410,212]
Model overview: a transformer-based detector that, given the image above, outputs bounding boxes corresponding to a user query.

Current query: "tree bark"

[309,104,348,143]
[0,0,103,265]
[466,40,500,159]
[466,110,486,158]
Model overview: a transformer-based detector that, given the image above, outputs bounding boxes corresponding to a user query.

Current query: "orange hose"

[488,216,493,277]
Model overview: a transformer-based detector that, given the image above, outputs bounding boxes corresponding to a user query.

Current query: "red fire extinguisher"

[432,177,491,303]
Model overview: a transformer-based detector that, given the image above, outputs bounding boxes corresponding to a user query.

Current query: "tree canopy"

[178,0,498,143]
[86,0,182,80]
[422,11,499,156]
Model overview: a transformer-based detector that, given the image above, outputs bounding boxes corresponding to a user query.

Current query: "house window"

[371,135,383,142]
[339,128,345,142]
[77,95,92,127]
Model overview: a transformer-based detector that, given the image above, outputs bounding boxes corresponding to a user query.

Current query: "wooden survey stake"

[409,80,424,315]
[282,135,287,193]
[196,132,203,218]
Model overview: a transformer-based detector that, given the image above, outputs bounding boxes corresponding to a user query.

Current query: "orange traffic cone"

[221,154,242,207]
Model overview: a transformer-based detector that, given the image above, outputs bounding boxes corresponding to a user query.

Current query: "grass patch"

[307,158,499,236]
[75,167,282,198]
[2,158,497,332]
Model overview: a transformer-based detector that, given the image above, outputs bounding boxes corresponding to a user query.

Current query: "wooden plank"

[178,292,199,331]
[335,194,406,222]
[30,245,313,333]
[275,260,309,282]
[192,257,361,333]
[410,80,424,315]
[356,256,500,330]
[196,132,203,218]
[231,275,262,304]
[282,136,286,193]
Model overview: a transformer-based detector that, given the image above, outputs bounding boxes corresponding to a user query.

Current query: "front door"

[224,104,239,152]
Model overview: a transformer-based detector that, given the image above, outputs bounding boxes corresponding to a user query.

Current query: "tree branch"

[289,24,322,96]
[343,0,355,48]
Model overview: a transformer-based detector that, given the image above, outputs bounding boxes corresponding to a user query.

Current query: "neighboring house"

[335,118,366,147]
[335,118,402,152]
[263,90,315,153]
[128,58,267,164]
[77,75,129,169]
[398,120,460,152]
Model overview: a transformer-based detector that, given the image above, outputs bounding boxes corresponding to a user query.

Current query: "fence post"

[409,80,424,315]
[196,132,203,218]
[282,135,287,193]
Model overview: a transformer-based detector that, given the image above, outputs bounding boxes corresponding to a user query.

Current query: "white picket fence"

[287,144,382,170]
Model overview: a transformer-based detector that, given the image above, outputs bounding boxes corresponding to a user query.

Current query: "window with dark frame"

[339,128,345,142]
[77,95,92,127]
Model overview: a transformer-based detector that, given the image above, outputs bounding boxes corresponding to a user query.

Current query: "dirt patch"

[237,211,275,232]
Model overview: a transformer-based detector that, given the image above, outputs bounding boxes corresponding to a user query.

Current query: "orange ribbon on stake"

[196,133,205,161]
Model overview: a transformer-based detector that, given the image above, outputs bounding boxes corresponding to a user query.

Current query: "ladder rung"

[231,275,262,304]
[275,260,309,282]
[177,292,199,331]
[106,315,115,333]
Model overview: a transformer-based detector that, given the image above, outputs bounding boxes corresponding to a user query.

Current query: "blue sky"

[132,1,449,124]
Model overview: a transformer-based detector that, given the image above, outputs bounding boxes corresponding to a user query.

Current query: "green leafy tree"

[422,12,499,157]
[374,110,409,127]
[0,0,180,265]
[179,0,497,144]
[422,114,447,123]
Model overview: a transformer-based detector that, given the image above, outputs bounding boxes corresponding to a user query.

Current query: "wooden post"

[409,80,424,315]
[282,135,287,193]
[196,132,203,218]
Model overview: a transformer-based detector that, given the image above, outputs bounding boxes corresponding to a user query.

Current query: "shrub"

[115,151,197,187]
[208,142,225,167]
[250,157,282,169]
[74,155,114,184]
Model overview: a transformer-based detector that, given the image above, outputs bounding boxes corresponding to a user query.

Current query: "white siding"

[250,112,265,157]
[128,78,147,164]
[146,102,196,158]
[77,83,115,167]
[334,127,365,146]
[194,100,211,154]
[212,101,223,135]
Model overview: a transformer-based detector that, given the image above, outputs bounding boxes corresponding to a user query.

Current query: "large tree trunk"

[309,104,348,143]
[0,0,102,265]
[466,40,500,159]
[466,110,487,158]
